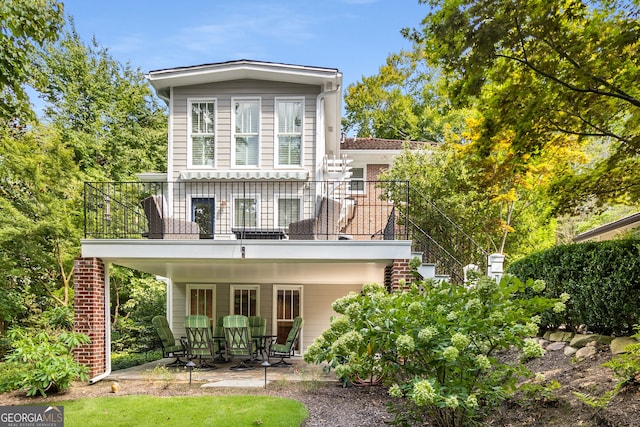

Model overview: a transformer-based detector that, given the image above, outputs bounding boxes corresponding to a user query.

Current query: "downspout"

[89,263,111,384]
[315,84,341,185]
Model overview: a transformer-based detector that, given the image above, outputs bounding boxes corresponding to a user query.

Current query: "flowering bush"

[304,275,562,427]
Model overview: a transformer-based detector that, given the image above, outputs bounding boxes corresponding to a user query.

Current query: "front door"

[273,285,302,353]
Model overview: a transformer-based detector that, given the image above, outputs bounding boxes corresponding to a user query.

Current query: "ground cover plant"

[304,275,562,427]
[49,394,307,427]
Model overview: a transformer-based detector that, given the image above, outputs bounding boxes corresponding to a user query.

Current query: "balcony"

[83,180,410,241]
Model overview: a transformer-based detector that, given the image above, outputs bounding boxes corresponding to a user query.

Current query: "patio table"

[253,335,277,360]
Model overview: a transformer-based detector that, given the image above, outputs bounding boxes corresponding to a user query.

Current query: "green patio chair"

[248,316,267,359]
[184,315,218,369]
[268,317,303,367]
[152,315,187,367]
[223,315,254,370]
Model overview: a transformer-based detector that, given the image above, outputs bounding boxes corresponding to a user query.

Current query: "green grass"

[50,395,308,427]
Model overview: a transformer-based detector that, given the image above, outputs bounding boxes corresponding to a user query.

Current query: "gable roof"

[146,59,342,101]
[341,137,437,150]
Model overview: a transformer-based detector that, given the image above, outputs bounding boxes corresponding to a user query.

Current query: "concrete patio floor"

[107,356,337,388]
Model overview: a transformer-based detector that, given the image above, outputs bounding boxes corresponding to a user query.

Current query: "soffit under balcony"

[80,239,411,284]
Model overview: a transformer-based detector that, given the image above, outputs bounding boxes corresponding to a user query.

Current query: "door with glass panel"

[192,197,215,239]
[273,285,302,353]
[186,284,216,329]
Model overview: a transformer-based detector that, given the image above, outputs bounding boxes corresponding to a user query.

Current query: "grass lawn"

[49,395,308,427]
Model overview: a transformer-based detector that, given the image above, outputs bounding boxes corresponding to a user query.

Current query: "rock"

[549,331,575,342]
[543,331,553,340]
[569,334,613,348]
[575,345,598,360]
[611,337,638,355]
[546,341,567,351]
[564,346,578,356]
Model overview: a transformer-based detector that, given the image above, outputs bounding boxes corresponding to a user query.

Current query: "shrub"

[112,349,162,371]
[2,306,89,397]
[304,276,560,427]
[507,238,640,334]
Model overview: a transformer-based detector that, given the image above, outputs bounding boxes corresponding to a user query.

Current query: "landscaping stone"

[549,331,575,342]
[564,346,578,356]
[611,337,638,355]
[546,341,567,351]
[575,345,598,360]
[569,334,613,348]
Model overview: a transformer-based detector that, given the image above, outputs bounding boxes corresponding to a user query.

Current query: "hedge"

[507,238,640,335]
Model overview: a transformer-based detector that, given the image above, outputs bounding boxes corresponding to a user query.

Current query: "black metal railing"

[402,187,489,284]
[83,180,410,241]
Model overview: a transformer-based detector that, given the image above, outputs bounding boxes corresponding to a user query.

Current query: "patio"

[107,356,337,388]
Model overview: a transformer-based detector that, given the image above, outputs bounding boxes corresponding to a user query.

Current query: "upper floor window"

[188,100,215,167]
[234,196,258,227]
[233,98,260,167]
[276,98,303,166]
[349,167,366,193]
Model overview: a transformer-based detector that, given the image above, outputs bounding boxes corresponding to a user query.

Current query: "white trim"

[89,262,111,384]
[272,284,303,354]
[168,87,174,180]
[229,284,261,316]
[274,96,305,168]
[185,283,217,321]
[179,170,309,180]
[187,97,217,169]
[231,97,261,168]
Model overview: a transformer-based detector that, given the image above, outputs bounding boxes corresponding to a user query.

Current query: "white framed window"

[186,284,216,328]
[230,285,260,317]
[187,99,216,167]
[233,195,259,227]
[232,98,260,167]
[349,166,366,193]
[276,196,301,228]
[275,98,303,167]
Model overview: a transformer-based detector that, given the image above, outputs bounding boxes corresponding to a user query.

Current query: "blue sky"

[60,0,427,90]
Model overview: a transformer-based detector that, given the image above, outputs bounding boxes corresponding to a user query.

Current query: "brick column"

[390,258,411,291]
[73,258,106,379]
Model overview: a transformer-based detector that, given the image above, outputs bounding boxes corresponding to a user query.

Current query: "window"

[277,197,301,228]
[234,196,258,227]
[191,197,215,239]
[276,99,303,166]
[188,100,215,167]
[349,167,365,193]
[233,99,260,166]
[186,284,216,328]
[230,285,259,317]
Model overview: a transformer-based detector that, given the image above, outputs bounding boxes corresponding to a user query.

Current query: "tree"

[0,124,82,313]
[343,49,469,142]
[0,0,64,122]
[407,0,640,210]
[38,26,167,180]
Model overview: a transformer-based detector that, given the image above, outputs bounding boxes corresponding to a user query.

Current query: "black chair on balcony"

[141,195,200,240]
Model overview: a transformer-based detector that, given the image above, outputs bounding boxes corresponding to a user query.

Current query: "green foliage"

[343,49,469,142]
[111,350,162,371]
[38,26,167,180]
[603,327,640,386]
[408,0,640,210]
[304,276,559,427]
[3,307,89,396]
[0,0,64,121]
[507,239,640,334]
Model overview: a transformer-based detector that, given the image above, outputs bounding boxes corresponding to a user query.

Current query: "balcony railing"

[83,180,410,241]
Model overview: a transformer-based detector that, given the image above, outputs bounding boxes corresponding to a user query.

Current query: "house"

[73,60,419,381]
[573,212,640,243]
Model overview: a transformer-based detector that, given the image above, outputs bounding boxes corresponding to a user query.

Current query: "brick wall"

[73,258,106,379]
[390,258,411,290]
